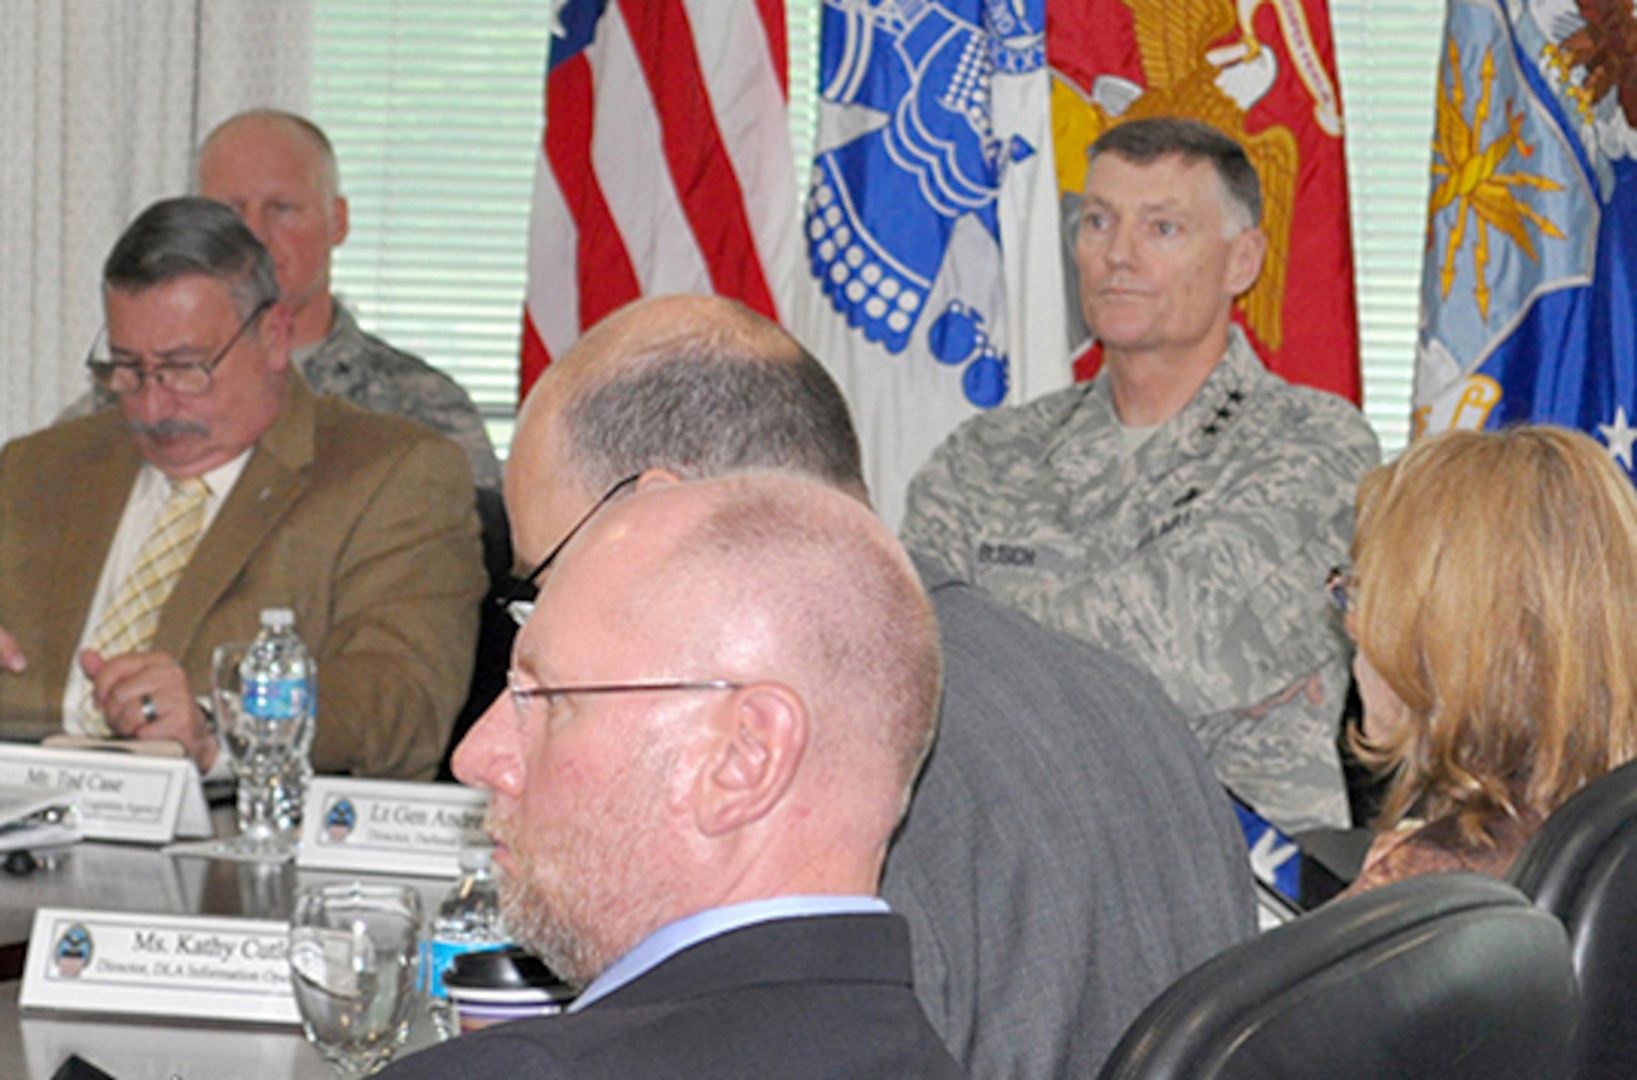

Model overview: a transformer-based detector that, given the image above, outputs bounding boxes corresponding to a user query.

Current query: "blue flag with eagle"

[1414,0,1637,473]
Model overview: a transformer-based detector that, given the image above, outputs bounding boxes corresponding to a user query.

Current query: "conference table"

[0,808,450,1079]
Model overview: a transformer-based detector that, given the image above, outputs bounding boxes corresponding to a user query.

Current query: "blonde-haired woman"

[1339,424,1637,895]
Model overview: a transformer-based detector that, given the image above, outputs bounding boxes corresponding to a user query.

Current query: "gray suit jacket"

[0,375,486,779]
[886,554,1256,1078]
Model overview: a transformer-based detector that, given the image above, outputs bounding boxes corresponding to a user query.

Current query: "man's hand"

[80,648,218,770]
[0,626,26,673]
[1238,671,1325,721]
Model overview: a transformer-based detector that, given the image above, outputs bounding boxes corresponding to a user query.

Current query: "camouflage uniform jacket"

[296,304,502,490]
[61,301,502,491]
[902,328,1380,831]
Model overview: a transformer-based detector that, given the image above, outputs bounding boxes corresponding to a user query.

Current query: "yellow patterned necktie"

[80,477,210,733]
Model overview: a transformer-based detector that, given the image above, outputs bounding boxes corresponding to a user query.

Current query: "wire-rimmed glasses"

[86,297,274,397]
[495,473,641,627]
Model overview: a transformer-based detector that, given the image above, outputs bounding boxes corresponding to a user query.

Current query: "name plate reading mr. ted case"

[0,744,209,843]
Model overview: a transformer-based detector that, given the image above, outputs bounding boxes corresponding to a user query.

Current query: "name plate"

[20,907,298,1025]
[298,776,489,877]
[0,744,209,843]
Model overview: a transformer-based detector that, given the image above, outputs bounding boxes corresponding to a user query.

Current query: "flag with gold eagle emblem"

[1413,0,1637,477]
[1048,0,1361,402]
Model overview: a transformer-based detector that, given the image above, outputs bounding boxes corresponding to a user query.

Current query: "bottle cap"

[444,947,575,1033]
[458,840,496,873]
[444,947,570,994]
[260,608,295,629]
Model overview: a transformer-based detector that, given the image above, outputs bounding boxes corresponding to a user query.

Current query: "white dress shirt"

[62,452,251,730]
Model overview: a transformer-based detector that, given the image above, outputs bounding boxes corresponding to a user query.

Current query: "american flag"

[520,0,798,396]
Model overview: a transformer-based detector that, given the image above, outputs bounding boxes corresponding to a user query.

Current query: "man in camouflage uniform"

[902,118,1379,832]
[64,110,500,491]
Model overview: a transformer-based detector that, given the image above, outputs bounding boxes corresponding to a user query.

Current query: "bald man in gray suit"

[485,296,1256,1077]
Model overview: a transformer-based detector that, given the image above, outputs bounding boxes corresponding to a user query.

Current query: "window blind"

[1332,1,1445,455]
[312,0,549,457]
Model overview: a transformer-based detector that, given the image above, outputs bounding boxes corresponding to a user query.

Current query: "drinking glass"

[289,882,424,1076]
[212,640,309,860]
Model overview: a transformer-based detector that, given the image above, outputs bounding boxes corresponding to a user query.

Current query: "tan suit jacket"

[0,375,486,780]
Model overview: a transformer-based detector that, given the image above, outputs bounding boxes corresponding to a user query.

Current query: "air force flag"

[1414,0,1637,475]
[792,0,1070,527]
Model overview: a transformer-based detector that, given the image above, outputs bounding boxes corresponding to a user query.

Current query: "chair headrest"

[1508,756,1637,915]
[1098,874,1576,1080]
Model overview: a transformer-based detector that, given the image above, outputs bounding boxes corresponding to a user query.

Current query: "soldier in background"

[902,117,1379,833]
[65,109,500,491]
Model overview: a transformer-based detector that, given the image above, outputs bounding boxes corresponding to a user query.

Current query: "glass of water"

[212,640,309,860]
[289,881,424,1076]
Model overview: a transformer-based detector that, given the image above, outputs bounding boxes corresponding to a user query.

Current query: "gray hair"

[566,317,865,495]
[102,196,279,318]
[1089,117,1262,230]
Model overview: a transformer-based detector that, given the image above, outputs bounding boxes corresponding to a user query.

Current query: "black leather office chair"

[1508,758,1637,1080]
[1097,873,1577,1080]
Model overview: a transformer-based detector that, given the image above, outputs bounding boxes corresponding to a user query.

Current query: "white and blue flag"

[1414,0,1637,473]
[792,0,1069,527]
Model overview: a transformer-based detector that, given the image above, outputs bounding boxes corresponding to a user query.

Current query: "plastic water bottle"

[238,607,315,837]
[425,842,509,1039]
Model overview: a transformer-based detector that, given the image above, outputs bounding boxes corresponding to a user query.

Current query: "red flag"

[519,0,796,400]
[1048,0,1361,403]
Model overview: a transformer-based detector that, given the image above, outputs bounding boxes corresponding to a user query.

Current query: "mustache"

[128,418,209,440]
[482,808,510,852]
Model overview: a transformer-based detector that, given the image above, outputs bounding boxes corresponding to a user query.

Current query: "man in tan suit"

[0,197,484,779]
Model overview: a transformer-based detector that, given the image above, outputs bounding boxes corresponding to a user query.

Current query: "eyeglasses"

[86,297,274,397]
[497,473,642,627]
[507,669,742,718]
[1326,566,1356,614]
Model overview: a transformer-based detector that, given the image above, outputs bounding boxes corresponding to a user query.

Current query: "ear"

[1226,226,1267,298]
[258,302,295,372]
[330,195,350,248]
[635,467,684,492]
[692,684,808,838]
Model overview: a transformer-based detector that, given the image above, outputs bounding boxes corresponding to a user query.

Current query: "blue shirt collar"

[569,895,890,1011]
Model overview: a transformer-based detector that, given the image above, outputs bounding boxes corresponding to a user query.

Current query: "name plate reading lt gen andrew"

[20,908,297,1025]
[298,776,488,877]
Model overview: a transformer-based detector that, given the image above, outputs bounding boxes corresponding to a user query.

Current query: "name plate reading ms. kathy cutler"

[297,776,489,877]
[19,908,298,1024]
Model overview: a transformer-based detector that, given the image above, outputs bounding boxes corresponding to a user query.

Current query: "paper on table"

[41,734,187,757]
[0,783,80,853]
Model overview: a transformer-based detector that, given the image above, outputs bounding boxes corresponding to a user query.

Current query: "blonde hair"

[1352,426,1637,846]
